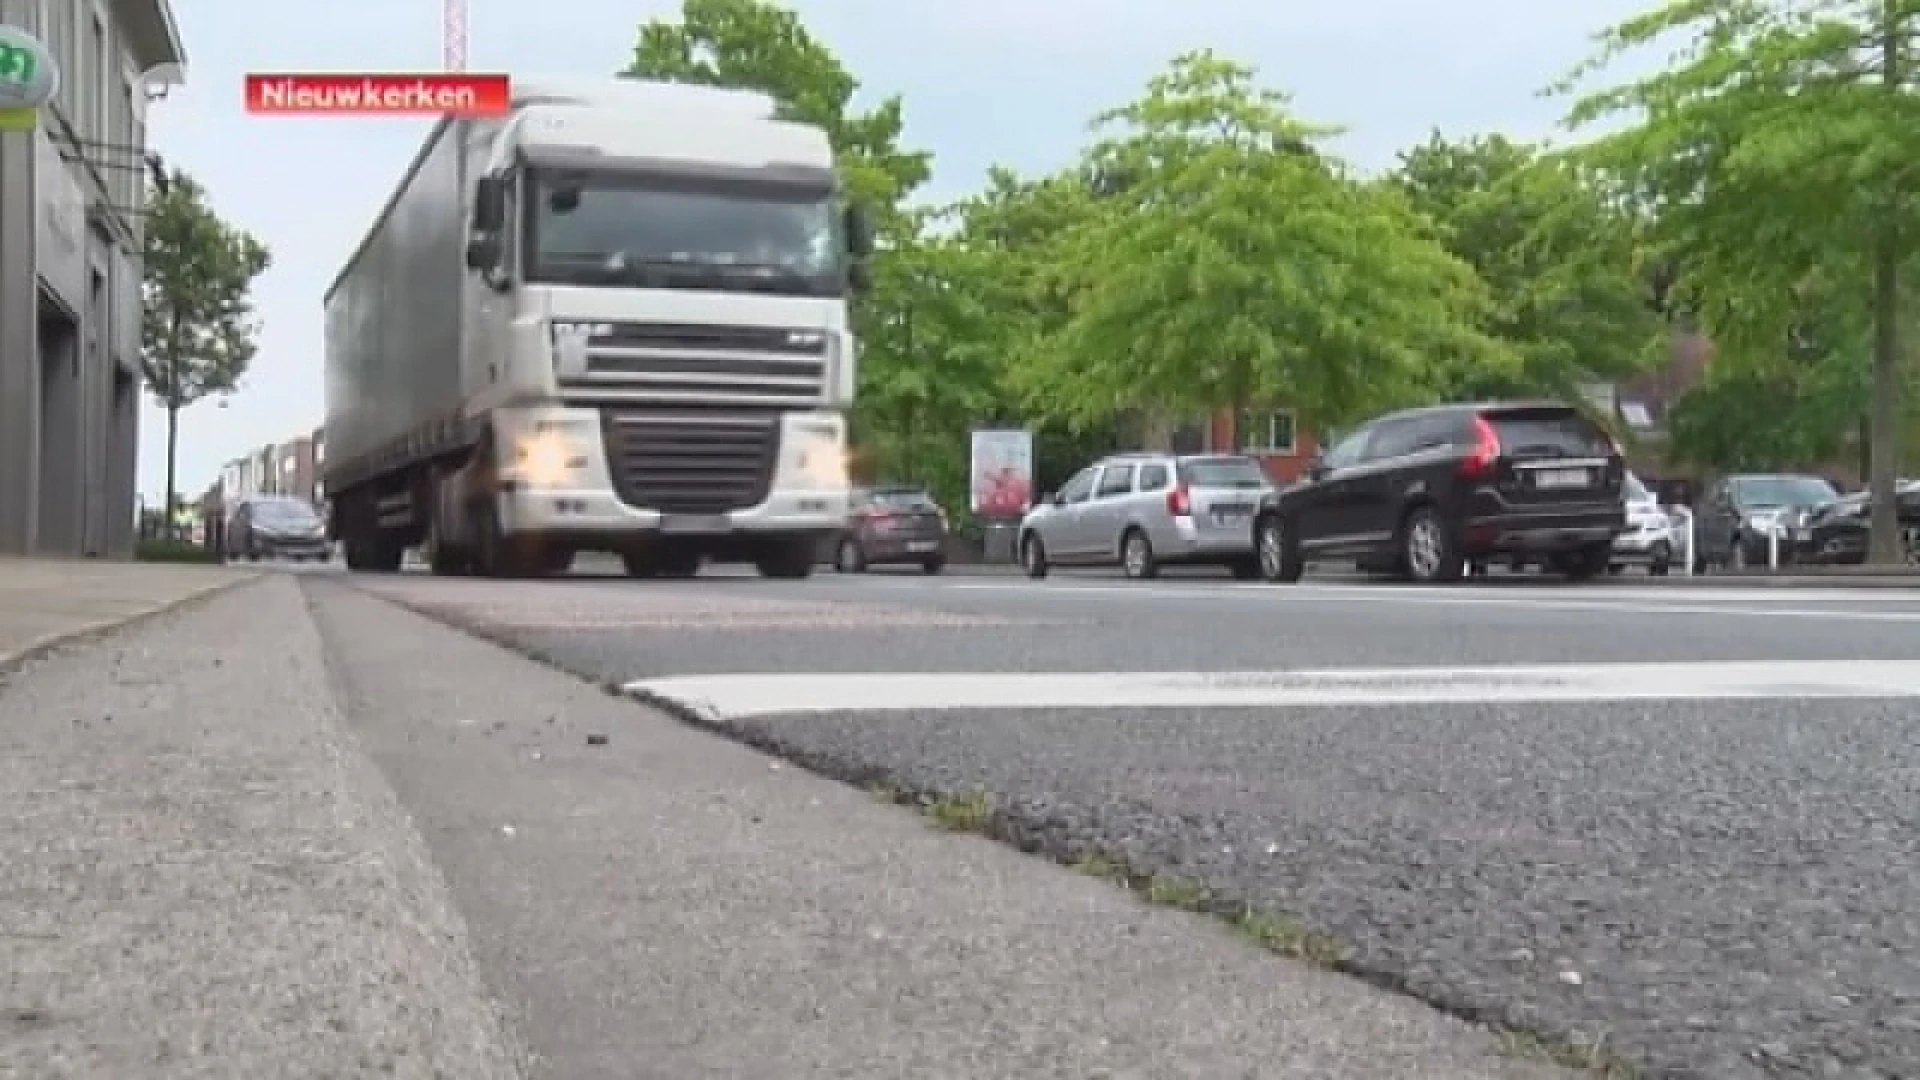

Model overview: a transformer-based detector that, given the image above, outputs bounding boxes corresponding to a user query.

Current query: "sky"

[141,0,1656,500]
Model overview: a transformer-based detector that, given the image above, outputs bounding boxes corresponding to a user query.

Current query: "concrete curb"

[1622,573,1920,590]
[0,570,263,681]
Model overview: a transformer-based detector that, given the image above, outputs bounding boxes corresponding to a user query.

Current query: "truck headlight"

[787,417,848,489]
[512,431,587,488]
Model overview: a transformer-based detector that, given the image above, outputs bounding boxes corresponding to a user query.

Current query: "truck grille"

[570,321,829,405]
[601,410,779,514]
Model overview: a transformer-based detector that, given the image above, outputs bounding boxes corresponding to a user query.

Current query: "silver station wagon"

[1016,452,1274,579]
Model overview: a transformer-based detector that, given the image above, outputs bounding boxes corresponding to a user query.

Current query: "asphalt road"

[338,563,1920,1079]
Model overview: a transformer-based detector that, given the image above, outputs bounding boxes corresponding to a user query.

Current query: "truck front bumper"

[489,405,849,544]
[499,487,846,537]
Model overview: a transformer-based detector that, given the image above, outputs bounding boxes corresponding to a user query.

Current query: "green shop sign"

[0,24,59,132]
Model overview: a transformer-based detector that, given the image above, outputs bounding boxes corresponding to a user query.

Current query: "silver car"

[1609,471,1678,575]
[1017,453,1273,579]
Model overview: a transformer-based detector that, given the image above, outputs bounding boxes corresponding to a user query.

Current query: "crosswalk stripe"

[625,660,1920,719]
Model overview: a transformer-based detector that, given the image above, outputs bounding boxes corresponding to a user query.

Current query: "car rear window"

[872,489,936,510]
[1482,408,1613,457]
[1180,457,1269,489]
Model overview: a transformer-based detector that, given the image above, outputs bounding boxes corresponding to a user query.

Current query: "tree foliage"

[1558,0,1920,560]
[141,167,270,516]
[1667,343,1870,472]
[1018,52,1511,434]
[615,2,1703,528]
[625,0,928,213]
[1391,132,1661,400]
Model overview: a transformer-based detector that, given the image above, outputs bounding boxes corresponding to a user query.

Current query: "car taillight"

[1166,484,1191,517]
[1457,415,1501,479]
[935,506,949,531]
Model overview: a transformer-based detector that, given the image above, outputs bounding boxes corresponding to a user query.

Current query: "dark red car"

[832,486,948,573]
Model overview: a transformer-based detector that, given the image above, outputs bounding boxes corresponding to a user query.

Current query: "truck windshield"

[525,171,843,296]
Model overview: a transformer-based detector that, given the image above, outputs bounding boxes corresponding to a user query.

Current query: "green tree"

[1391,132,1660,399]
[1668,346,1870,472]
[1021,51,1512,436]
[624,0,929,214]
[1559,0,1920,562]
[141,168,269,526]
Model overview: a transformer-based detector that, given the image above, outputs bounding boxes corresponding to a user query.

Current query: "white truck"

[321,77,870,578]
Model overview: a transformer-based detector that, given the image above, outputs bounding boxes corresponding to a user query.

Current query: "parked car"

[1609,470,1678,575]
[1692,473,1839,571]
[1018,453,1272,579]
[832,486,949,573]
[1799,479,1920,564]
[1251,400,1627,584]
[226,495,330,561]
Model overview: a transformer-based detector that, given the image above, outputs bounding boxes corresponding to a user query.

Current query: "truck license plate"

[659,514,730,534]
[1534,469,1588,490]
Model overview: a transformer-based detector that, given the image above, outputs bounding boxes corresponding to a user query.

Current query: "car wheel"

[1400,506,1464,584]
[1020,533,1049,579]
[835,537,866,573]
[1255,513,1303,583]
[921,557,945,574]
[1120,528,1158,579]
[1648,540,1672,576]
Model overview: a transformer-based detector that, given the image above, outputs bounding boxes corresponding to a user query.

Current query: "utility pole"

[444,0,465,71]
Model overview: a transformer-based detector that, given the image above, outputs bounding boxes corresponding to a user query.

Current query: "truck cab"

[324,78,871,579]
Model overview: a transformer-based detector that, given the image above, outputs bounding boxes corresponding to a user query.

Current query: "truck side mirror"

[844,205,873,256]
[464,234,500,270]
[472,175,504,231]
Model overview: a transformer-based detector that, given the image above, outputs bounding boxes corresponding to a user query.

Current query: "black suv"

[1251,401,1627,583]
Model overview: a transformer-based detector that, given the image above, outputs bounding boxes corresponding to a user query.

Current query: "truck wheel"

[345,534,402,572]
[754,537,815,579]
[474,500,543,578]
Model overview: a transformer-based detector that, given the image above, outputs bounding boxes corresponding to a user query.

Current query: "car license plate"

[908,540,937,552]
[1533,468,1588,490]
[659,514,730,534]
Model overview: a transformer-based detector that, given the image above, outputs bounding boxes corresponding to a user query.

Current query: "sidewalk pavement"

[0,557,255,674]
[0,565,1572,1078]
[0,571,524,1079]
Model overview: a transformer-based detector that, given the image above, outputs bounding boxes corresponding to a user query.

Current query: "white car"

[1610,472,1678,575]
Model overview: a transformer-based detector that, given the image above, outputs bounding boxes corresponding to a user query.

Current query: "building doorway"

[35,289,81,554]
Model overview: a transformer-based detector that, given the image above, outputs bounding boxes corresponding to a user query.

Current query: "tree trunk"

[1140,413,1174,451]
[1869,6,1906,565]
[164,402,180,540]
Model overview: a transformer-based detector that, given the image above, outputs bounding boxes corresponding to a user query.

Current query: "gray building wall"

[0,0,185,558]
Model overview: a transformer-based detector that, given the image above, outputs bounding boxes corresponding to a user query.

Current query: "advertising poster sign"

[969,428,1034,517]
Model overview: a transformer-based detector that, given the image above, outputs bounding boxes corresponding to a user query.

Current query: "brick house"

[1167,408,1322,483]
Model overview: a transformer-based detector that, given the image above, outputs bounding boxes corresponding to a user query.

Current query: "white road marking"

[625,660,1920,718]
[882,579,1920,623]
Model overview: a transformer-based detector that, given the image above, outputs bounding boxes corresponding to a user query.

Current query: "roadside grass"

[427,639,1649,1080]
[909,787,1639,1078]
[135,539,224,564]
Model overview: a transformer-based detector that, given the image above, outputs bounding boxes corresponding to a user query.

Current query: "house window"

[1238,409,1297,454]
[1168,420,1209,454]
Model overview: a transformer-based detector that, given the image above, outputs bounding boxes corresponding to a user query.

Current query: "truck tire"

[754,536,815,579]
[344,533,402,572]
[473,498,545,579]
